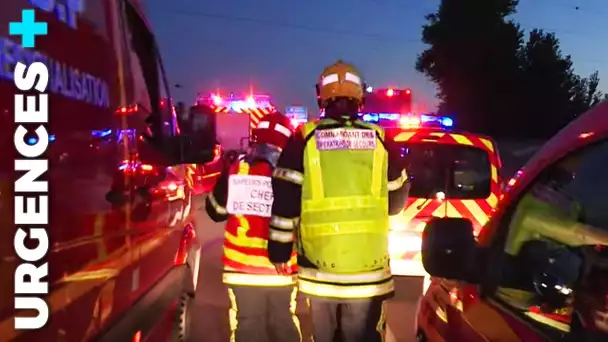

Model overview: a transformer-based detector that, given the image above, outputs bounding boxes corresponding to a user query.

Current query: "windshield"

[393,142,492,199]
[364,92,412,114]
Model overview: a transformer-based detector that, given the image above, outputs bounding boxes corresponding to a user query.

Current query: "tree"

[417,0,604,138]
[576,71,605,112]
[518,30,603,138]
[416,0,523,136]
[517,29,576,138]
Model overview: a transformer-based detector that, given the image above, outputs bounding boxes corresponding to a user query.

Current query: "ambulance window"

[494,139,608,338]
[396,143,491,199]
[122,1,175,138]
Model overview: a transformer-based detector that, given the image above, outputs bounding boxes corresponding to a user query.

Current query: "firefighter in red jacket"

[205,112,301,342]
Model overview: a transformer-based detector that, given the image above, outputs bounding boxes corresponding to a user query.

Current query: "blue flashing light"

[361,113,401,122]
[362,113,455,128]
[92,129,112,138]
[420,114,454,128]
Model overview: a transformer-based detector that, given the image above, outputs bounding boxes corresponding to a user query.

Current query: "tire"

[171,292,193,342]
[416,328,427,342]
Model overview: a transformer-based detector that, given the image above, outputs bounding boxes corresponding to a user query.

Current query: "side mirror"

[421,217,479,282]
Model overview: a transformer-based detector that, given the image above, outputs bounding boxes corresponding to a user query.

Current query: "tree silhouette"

[417,0,603,139]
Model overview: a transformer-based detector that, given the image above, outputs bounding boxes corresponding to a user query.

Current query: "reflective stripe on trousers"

[307,297,387,342]
[228,285,301,342]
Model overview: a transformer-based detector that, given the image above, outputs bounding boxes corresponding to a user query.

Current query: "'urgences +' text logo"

[9,8,51,331]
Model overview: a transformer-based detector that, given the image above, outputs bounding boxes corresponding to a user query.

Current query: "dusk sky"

[145,0,608,112]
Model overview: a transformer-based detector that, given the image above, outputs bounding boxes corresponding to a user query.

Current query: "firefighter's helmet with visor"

[249,112,294,166]
[316,60,365,109]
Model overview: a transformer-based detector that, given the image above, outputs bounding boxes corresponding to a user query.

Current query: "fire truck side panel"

[0,1,196,340]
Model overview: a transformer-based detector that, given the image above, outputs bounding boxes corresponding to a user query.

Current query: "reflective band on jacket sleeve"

[299,267,392,283]
[208,193,227,215]
[269,228,294,243]
[223,272,296,286]
[270,216,297,230]
[273,167,304,185]
[298,277,394,299]
[387,168,408,191]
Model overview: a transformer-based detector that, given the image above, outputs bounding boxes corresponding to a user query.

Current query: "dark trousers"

[228,285,301,342]
[308,297,387,342]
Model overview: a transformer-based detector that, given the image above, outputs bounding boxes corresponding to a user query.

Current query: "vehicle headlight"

[388,231,422,255]
[389,214,407,231]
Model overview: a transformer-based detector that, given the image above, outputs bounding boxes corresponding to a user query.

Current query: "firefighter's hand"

[273,262,291,275]
[594,307,608,333]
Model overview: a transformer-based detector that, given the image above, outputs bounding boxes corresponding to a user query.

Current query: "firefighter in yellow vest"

[268,60,410,342]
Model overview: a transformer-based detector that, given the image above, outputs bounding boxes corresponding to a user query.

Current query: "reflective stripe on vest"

[223,271,295,286]
[299,119,390,276]
[299,267,391,283]
[298,276,394,299]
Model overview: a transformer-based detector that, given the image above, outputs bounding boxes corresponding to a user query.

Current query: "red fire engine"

[199,92,276,130]
[363,87,413,115]
[185,93,278,193]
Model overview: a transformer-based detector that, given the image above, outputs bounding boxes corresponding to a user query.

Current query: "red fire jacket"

[206,158,297,286]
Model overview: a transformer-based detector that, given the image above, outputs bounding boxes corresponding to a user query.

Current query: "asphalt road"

[189,196,424,342]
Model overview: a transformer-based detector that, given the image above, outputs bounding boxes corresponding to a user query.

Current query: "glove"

[273,262,292,275]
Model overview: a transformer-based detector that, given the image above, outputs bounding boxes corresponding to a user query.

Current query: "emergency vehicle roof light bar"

[361,113,454,128]
[204,93,273,111]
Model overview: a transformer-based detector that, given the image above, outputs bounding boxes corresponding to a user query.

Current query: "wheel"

[416,328,427,342]
[171,292,193,342]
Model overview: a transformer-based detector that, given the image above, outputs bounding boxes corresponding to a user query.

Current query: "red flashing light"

[386,89,395,97]
[405,89,411,95]
[116,104,139,114]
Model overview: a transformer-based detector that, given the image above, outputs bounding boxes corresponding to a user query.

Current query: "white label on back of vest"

[315,128,377,150]
[226,175,273,217]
